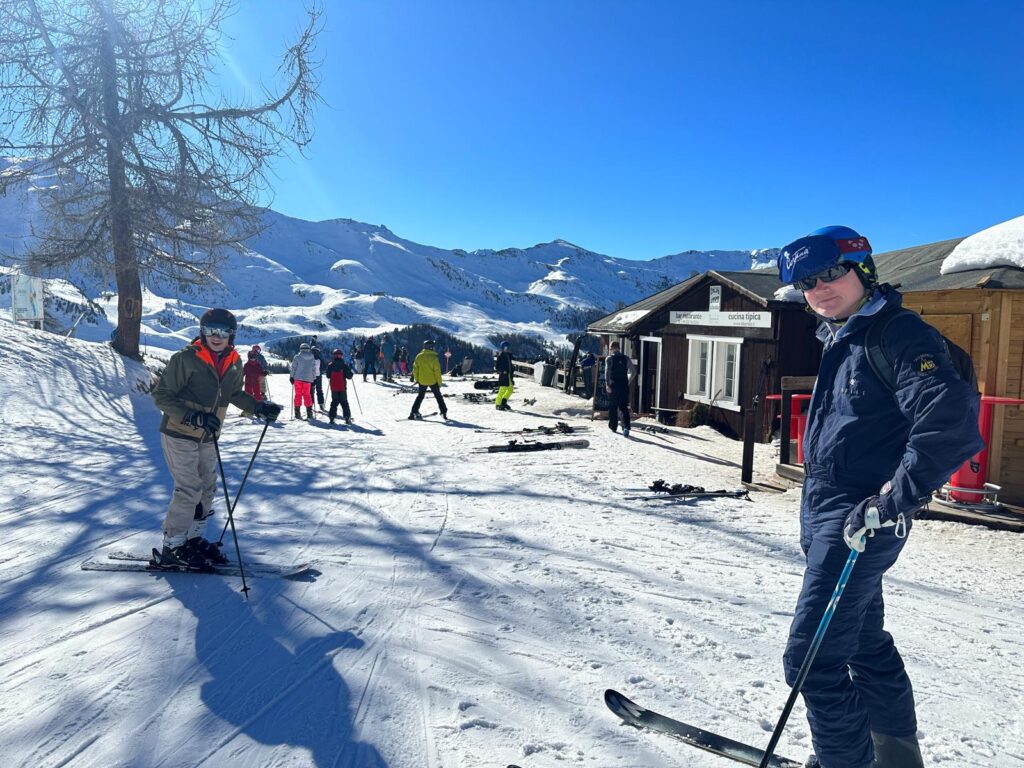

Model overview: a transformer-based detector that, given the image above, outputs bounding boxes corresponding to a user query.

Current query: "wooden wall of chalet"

[902,288,1024,505]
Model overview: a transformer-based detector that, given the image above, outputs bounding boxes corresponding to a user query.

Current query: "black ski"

[623,490,751,502]
[604,689,801,767]
[474,438,590,453]
[398,411,438,421]
[89,550,315,579]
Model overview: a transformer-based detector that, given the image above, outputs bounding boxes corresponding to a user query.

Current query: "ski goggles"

[793,262,853,291]
[201,324,234,339]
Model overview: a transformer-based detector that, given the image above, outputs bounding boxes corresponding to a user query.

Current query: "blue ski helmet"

[500,340,510,350]
[778,225,876,287]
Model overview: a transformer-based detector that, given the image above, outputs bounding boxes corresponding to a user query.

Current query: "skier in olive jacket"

[151,308,281,569]
[408,340,448,420]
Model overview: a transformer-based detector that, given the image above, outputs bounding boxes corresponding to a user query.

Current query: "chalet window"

[685,335,743,411]
[687,339,711,397]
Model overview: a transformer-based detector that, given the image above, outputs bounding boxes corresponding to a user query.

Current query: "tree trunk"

[99,12,142,359]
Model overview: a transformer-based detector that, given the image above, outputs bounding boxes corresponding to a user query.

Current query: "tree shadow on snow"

[168,576,388,768]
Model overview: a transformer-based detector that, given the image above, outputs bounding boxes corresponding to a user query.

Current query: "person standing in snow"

[250,344,270,399]
[324,348,354,424]
[150,308,282,569]
[362,336,379,382]
[290,342,317,420]
[604,341,636,437]
[494,340,514,411]
[240,350,266,417]
[408,339,448,420]
[579,350,596,400]
[776,226,983,768]
[380,333,395,382]
[310,345,326,410]
[399,347,409,377]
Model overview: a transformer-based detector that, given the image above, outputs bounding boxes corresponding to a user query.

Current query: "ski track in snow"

[1,320,1023,767]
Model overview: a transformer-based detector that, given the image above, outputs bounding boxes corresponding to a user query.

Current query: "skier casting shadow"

[168,577,388,768]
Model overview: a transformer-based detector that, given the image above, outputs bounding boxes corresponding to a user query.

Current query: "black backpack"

[864,304,978,394]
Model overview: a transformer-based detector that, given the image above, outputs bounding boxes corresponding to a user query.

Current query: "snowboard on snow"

[473,379,501,390]
[605,689,801,767]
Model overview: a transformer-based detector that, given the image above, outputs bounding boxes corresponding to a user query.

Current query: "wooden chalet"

[587,270,820,440]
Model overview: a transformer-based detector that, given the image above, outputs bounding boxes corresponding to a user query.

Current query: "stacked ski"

[474,439,590,453]
[604,689,801,767]
[624,479,750,502]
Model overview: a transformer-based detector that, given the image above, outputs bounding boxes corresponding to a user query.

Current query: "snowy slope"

[0,158,779,351]
[0,324,1021,768]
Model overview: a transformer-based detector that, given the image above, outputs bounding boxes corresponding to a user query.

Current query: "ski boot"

[871,732,924,768]
[294,406,303,420]
[306,406,315,420]
[185,536,229,565]
[622,427,630,438]
[149,544,214,572]
[408,412,422,420]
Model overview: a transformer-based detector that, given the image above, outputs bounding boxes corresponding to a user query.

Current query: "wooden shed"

[873,237,1024,505]
[588,270,821,440]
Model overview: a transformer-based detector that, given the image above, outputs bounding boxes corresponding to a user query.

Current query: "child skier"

[324,349,354,424]
[290,342,317,420]
[150,308,281,569]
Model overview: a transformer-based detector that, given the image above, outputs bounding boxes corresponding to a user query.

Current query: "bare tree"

[0,0,320,358]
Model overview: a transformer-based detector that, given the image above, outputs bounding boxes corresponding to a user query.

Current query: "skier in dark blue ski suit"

[778,226,983,768]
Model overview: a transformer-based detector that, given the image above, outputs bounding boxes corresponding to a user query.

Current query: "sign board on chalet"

[668,286,771,329]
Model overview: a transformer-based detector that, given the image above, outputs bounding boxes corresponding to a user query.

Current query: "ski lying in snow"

[489,422,590,436]
[474,438,590,453]
[398,411,438,421]
[604,689,801,767]
[623,489,751,502]
[85,550,315,578]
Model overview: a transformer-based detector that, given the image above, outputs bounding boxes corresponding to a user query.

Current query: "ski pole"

[350,375,363,415]
[758,548,860,768]
[218,419,271,543]
[213,435,252,600]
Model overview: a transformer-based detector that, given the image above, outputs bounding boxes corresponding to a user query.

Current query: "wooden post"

[742,406,757,484]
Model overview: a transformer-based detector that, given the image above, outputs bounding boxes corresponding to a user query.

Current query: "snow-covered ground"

[1,320,1022,768]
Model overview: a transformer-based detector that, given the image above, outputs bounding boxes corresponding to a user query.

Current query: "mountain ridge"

[0,157,779,351]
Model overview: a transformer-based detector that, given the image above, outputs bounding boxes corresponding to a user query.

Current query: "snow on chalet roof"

[941,215,1024,275]
[604,309,650,328]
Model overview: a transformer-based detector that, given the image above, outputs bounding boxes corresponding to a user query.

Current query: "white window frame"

[684,334,743,412]
[639,336,663,410]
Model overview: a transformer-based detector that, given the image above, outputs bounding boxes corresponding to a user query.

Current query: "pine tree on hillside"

[0,0,321,359]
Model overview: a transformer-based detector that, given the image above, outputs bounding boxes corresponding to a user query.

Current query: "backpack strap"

[863,303,909,393]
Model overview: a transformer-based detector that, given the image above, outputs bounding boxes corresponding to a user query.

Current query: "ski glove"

[289,377,294,384]
[843,495,905,552]
[254,401,283,422]
[183,410,221,436]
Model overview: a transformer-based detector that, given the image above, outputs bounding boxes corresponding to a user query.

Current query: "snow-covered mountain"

[0,158,779,351]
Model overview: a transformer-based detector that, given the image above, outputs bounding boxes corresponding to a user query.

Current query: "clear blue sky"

[220,1,1024,259]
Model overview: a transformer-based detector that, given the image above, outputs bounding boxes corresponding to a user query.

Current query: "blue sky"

[220,1,1024,259]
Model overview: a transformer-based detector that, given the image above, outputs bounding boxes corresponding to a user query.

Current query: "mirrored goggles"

[794,262,853,291]
[201,324,233,339]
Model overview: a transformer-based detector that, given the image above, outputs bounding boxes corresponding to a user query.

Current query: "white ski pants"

[160,433,217,539]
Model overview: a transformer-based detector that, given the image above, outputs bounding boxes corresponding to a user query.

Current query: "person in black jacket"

[310,345,326,409]
[324,349,354,424]
[604,342,636,437]
[362,336,379,382]
[494,341,514,411]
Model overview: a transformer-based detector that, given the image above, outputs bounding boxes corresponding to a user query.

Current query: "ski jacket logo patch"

[914,353,937,375]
